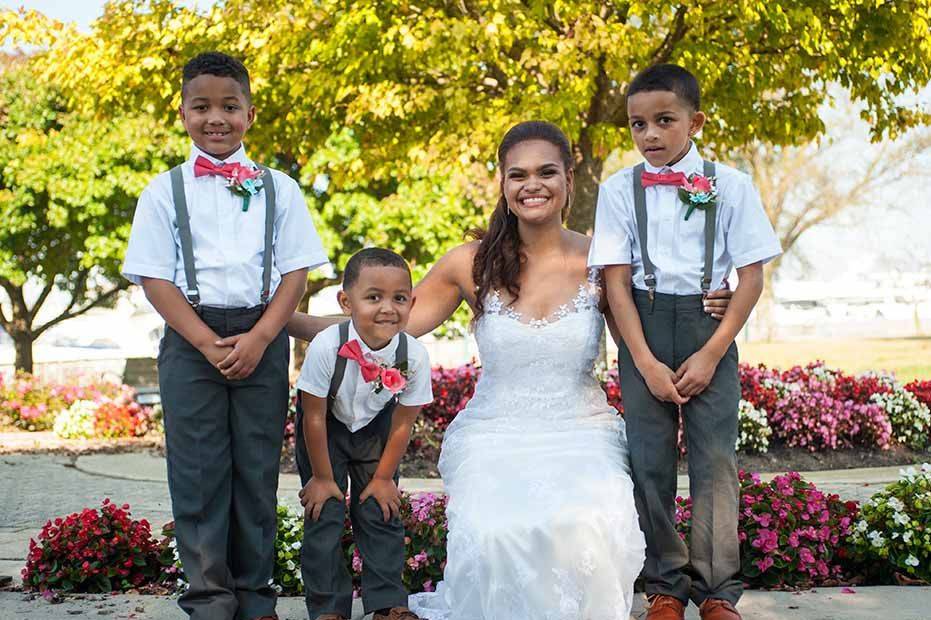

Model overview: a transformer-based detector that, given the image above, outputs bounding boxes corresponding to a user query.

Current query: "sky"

[5,0,931,285]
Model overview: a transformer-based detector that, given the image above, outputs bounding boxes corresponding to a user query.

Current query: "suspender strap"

[701,160,717,295]
[169,165,200,306]
[396,333,408,369]
[258,165,275,305]
[169,163,276,307]
[631,163,656,306]
[632,161,719,299]
[327,320,351,413]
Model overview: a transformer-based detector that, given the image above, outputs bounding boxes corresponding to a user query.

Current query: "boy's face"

[179,74,255,160]
[337,265,415,350]
[627,90,705,168]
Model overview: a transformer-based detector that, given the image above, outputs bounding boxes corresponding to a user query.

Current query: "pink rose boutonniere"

[678,174,718,221]
[225,164,265,212]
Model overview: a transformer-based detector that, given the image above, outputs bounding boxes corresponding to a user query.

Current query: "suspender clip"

[700,277,712,298]
[644,274,657,314]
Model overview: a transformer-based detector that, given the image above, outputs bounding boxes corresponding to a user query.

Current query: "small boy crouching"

[295,248,433,620]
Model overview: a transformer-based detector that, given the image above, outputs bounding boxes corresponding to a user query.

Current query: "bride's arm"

[406,242,477,338]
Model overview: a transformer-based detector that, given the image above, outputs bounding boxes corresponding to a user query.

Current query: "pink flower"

[229,164,262,184]
[381,367,407,394]
[755,556,774,572]
[686,175,714,194]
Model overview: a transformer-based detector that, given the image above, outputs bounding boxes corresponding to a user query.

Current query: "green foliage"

[11,0,928,232]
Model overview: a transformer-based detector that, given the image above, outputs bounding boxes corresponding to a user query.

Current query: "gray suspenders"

[169,164,276,307]
[326,321,409,413]
[632,160,717,310]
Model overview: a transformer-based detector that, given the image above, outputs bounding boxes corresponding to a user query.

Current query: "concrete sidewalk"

[2,587,930,620]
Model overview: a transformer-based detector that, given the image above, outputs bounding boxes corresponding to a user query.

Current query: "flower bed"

[22,499,162,593]
[155,492,449,597]
[26,468,930,596]
[1,372,159,438]
[677,471,859,588]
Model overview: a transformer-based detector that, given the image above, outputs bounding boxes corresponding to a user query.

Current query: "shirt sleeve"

[398,340,434,408]
[295,328,336,399]
[121,180,178,285]
[723,173,783,268]
[587,180,634,267]
[272,172,330,275]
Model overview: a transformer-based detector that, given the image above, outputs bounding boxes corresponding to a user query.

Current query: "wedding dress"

[409,269,645,620]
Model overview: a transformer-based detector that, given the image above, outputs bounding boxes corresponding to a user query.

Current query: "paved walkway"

[2,451,929,619]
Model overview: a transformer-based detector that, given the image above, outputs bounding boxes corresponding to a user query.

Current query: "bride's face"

[501,139,572,226]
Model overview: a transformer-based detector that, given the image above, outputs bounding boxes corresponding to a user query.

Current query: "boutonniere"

[677,174,717,221]
[225,165,265,212]
[338,339,410,395]
[375,360,409,395]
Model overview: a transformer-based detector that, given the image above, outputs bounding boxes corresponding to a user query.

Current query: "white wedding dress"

[409,269,645,620]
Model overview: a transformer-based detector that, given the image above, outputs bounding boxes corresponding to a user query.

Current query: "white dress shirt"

[122,144,329,307]
[296,321,434,433]
[588,142,782,295]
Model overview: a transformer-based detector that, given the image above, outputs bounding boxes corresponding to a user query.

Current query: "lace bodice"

[484,267,603,328]
[456,267,614,426]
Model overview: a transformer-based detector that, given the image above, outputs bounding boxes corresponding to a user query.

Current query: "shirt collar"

[643,141,702,175]
[347,320,399,361]
[187,142,251,166]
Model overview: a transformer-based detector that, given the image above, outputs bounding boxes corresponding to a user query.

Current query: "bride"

[289,121,731,619]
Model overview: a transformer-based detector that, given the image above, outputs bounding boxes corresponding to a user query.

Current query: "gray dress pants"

[295,402,407,619]
[158,305,290,620]
[619,289,742,606]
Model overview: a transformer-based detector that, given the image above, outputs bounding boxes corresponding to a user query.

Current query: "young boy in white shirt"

[589,63,781,620]
[295,248,433,620]
[122,52,328,620]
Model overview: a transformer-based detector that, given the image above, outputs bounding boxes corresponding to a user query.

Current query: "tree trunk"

[291,276,340,373]
[567,130,604,234]
[291,287,313,374]
[11,329,34,374]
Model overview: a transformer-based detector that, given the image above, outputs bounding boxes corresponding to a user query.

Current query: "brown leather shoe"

[645,595,686,620]
[372,607,421,620]
[699,598,742,620]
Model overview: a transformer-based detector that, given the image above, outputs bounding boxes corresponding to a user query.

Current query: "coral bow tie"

[337,339,382,383]
[193,155,240,180]
[641,170,689,188]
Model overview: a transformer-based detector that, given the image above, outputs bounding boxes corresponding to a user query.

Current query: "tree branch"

[28,281,55,323]
[648,5,689,66]
[33,282,128,338]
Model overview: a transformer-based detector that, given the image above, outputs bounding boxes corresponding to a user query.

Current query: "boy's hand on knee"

[642,360,689,405]
[299,477,344,522]
[674,349,719,397]
[215,331,270,380]
[359,478,402,523]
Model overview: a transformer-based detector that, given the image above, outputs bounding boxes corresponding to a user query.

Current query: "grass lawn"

[740,337,931,383]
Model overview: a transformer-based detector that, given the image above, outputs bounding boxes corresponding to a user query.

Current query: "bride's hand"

[359,478,402,522]
[300,477,344,522]
[642,360,689,405]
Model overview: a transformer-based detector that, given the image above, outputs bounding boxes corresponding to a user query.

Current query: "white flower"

[901,467,918,482]
[894,512,910,526]
[868,530,886,548]
[888,497,905,512]
[903,531,913,543]
[922,463,931,474]
[291,541,301,550]
[905,555,920,567]
[856,520,869,533]
[285,560,295,571]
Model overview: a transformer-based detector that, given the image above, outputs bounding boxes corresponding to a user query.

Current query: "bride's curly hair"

[471,121,574,319]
